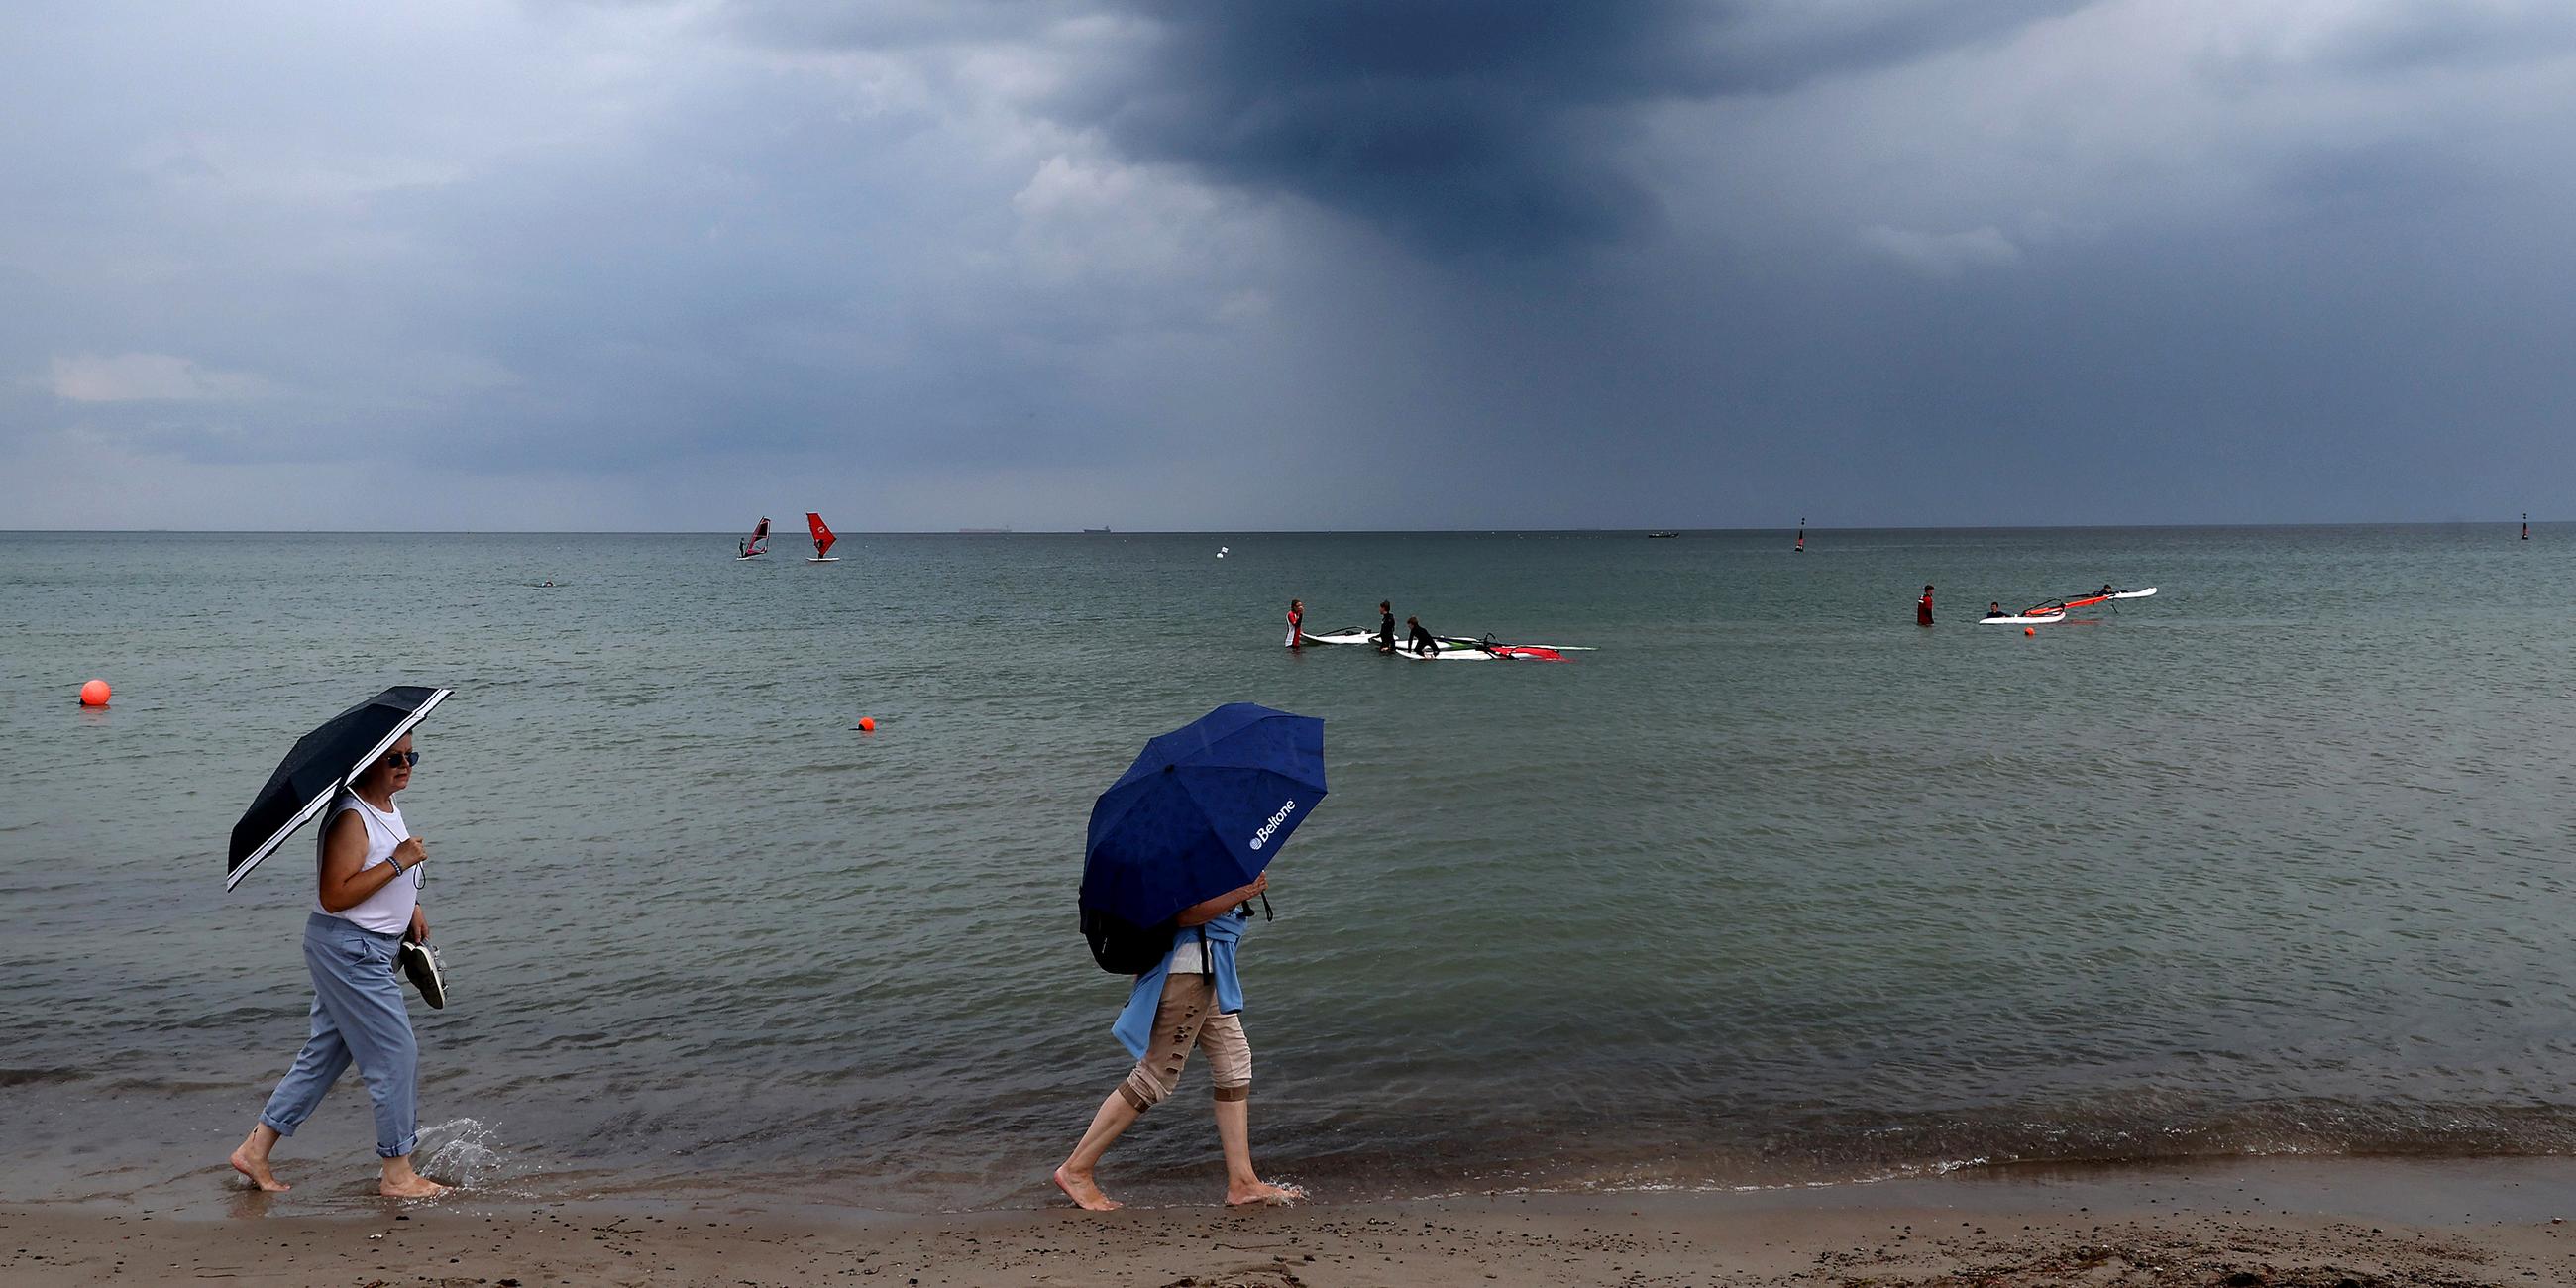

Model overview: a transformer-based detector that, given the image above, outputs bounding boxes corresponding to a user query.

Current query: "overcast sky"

[4,0,2571,530]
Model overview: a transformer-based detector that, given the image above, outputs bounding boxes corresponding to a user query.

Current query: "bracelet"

[386,855,406,876]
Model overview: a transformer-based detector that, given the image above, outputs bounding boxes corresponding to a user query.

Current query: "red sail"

[743,517,771,556]
[806,512,836,558]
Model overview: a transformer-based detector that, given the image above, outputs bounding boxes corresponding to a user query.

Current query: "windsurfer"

[1406,616,1438,656]
[1917,585,1935,627]
[1375,601,1396,652]
[1986,602,2007,619]
[1284,599,1304,650]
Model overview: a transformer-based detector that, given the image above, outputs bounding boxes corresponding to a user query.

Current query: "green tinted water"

[4,526,2573,1212]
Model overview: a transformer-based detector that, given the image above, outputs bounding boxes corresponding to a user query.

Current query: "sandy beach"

[7,1158,2571,1287]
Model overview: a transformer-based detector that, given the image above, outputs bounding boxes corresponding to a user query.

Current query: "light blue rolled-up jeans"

[259,912,420,1158]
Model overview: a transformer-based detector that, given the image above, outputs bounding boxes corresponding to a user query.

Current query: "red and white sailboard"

[737,516,771,560]
[1981,586,2158,625]
[806,512,839,563]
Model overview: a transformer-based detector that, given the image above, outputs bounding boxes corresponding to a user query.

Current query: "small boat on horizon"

[806,512,840,563]
[1648,530,1680,539]
[736,516,771,560]
[1081,526,1112,534]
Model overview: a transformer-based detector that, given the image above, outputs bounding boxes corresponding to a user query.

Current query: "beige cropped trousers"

[1117,971,1252,1111]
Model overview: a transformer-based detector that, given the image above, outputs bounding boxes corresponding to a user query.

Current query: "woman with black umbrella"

[228,732,443,1197]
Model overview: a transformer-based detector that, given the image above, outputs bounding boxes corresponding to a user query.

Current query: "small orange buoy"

[79,679,111,706]
[857,716,876,732]
[2024,627,2035,636]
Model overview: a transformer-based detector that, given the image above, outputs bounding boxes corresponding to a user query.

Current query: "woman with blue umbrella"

[1054,703,1324,1211]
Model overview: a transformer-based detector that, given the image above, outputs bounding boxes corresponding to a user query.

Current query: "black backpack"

[1080,906,1177,975]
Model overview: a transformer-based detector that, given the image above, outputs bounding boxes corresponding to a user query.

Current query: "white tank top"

[315,791,417,934]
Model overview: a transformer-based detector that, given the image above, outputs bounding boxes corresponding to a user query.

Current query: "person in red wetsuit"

[1284,599,1305,649]
[1917,585,1934,627]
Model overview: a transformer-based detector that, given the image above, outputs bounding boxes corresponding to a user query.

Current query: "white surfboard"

[1398,643,1495,660]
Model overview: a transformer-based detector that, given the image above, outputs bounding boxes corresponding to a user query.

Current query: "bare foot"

[378,1166,448,1200]
[229,1135,289,1192]
[1225,1179,1306,1207]
[1052,1164,1122,1212]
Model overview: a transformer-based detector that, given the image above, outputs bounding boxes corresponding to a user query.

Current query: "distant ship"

[1081,526,1112,534]
[1647,530,1680,539]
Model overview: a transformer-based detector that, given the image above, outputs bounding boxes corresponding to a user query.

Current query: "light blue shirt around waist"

[1111,910,1247,1060]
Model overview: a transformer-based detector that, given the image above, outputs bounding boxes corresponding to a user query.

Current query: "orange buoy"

[857,716,876,732]
[79,679,111,706]
[2024,627,2035,636]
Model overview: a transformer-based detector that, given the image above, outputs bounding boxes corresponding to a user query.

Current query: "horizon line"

[0,520,2551,537]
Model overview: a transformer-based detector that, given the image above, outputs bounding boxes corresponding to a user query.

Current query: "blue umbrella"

[1082,702,1327,928]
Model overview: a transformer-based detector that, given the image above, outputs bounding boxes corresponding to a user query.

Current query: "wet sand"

[6,1158,2571,1286]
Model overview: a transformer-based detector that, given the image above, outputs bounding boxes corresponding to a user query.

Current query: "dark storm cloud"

[716,0,2098,257]
[1039,1,2094,256]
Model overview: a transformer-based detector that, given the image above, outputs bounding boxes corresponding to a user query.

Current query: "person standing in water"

[1374,601,1396,652]
[1917,585,1935,627]
[1284,599,1304,649]
[1053,874,1301,1210]
[229,734,445,1198]
[1986,601,2008,619]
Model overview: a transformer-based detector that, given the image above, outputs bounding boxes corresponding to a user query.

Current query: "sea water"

[5,526,2575,1213]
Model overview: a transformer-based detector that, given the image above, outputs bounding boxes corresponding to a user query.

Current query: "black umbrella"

[226,686,452,890]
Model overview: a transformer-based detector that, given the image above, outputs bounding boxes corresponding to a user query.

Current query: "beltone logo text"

[1247,800,1298,850]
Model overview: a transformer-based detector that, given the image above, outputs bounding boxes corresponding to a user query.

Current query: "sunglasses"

[383,750,420,768]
